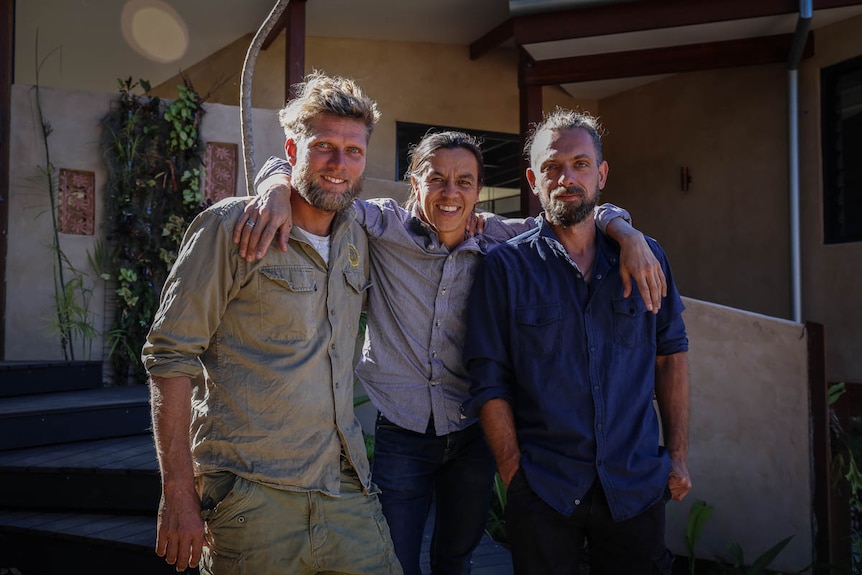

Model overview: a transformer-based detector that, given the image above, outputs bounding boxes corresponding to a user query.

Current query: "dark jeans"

[505,469,673,575]
[373,413,497,575]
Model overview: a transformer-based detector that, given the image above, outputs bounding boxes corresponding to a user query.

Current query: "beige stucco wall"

[798,15,862,382]
[150,35,595,182]
[6,84,286,362]
[599,14,862,383]
[673,297,812,572]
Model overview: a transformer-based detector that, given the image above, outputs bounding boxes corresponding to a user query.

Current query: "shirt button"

[331,343,336,350]
[589,346,595,353]
[597,460,603,466]
[596,274,602,280]
[431,351,437,358]
[597,423,603,430]
[593,386,599,392]
[574,499,581,505]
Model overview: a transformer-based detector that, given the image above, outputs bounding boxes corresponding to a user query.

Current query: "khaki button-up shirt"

[143,197,372,495]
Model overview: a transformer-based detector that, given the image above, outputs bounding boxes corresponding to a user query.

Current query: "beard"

[541,185,600,227]
[292,163,363,213]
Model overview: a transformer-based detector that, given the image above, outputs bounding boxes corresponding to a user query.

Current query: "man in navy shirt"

[464,108,691,575]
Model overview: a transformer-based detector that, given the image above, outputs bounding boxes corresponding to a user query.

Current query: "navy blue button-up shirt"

[464,216,688,521]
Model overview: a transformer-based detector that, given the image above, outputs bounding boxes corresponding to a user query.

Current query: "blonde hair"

[278,70,381,140]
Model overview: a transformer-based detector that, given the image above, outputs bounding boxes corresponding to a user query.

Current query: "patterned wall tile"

[205,142,238,203]
[58,168,95,235]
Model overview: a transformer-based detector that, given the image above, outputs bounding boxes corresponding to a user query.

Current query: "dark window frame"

[821,55,862,244]
[395,121,522,216]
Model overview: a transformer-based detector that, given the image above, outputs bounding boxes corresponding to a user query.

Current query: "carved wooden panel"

[205,142,238,203]
[58,168,95,235]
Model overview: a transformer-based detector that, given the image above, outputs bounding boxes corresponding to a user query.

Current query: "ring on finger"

[245,220,256,228]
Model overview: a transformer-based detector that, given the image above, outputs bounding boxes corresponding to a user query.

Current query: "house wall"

[5,84,286,362]
[599,14,862,383]
[149,34,595,182]
[672,297,812,572]
[798,15,862,383]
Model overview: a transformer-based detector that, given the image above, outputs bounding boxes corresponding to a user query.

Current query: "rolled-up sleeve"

[462,252,515,417]
[142,207,238,379]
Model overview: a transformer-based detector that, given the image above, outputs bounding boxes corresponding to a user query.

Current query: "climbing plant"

[100,76,206,384]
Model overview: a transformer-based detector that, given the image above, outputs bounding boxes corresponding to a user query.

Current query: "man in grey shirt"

[234,130,665,575]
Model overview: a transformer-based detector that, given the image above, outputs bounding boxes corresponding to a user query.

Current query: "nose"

[328,148,346,168]
[558,166,577,188]
[441,181,458,196]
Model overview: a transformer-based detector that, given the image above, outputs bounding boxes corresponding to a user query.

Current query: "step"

[0,386,152,450]
[0,361,103,397]
[0,435,159,513]
[0,510,198,575]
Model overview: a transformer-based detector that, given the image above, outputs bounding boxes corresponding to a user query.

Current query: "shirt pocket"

[259,265,317,341]
[516,305,561,359]
[342,268,371,295]
[611,296,649,348]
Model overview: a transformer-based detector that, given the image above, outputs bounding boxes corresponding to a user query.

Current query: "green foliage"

[684,500,799,575]
[828,382,862,572]
[686,500,715,575]
[32,42,99,360]
[485,472,508,547]
[100,76,206,383]
[716,536,794,574]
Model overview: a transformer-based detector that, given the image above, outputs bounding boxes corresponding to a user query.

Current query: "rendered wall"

[798,15,862,383]
[672,297,813,572]
[599,14,862,383]
[150,34,595,183]
[6,84,286,362]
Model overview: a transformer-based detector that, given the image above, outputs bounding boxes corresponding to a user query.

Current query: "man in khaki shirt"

[142,72,402,575]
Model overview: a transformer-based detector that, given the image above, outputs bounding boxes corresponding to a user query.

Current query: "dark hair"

[404,131,484,207]
[278,70,381,141]
[525,107,604,164]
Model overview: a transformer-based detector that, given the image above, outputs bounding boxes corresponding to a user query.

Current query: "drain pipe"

[787,0,812,323]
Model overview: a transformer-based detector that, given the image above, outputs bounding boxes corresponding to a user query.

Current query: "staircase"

[0,361,194,574]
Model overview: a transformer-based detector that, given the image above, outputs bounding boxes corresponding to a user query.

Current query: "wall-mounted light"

[121,0,188,64]
[680,166,692,192]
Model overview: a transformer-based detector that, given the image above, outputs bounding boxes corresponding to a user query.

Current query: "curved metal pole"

[240,0,290,196]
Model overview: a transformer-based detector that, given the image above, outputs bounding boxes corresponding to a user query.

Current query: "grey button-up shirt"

[142,197,373,495]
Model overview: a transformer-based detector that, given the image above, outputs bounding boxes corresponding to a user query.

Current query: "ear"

[598,160,609,190]
[410,175,421,199]
[526,168,539,196]
[285,139,298,166]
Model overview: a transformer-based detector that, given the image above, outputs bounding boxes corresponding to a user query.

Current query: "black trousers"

[505,469,674,575]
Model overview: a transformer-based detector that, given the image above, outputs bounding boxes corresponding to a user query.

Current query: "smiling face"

[527,126,608,228]
[288,113,368,213]
[412,147,482,249]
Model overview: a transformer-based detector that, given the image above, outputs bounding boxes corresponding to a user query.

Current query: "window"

[395,121,523,217]
[822,55,862,244]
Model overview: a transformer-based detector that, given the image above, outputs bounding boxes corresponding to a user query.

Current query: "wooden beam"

[522,33,813,87]
[284,0,307,101]
[0,0,13,359]
[469,18,513,61]
[512,0,862,46]
[518,48,542,217]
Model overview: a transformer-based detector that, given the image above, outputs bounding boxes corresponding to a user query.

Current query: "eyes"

[426,175,476,189]
[311,141,364,156]
[541,160,591,173]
